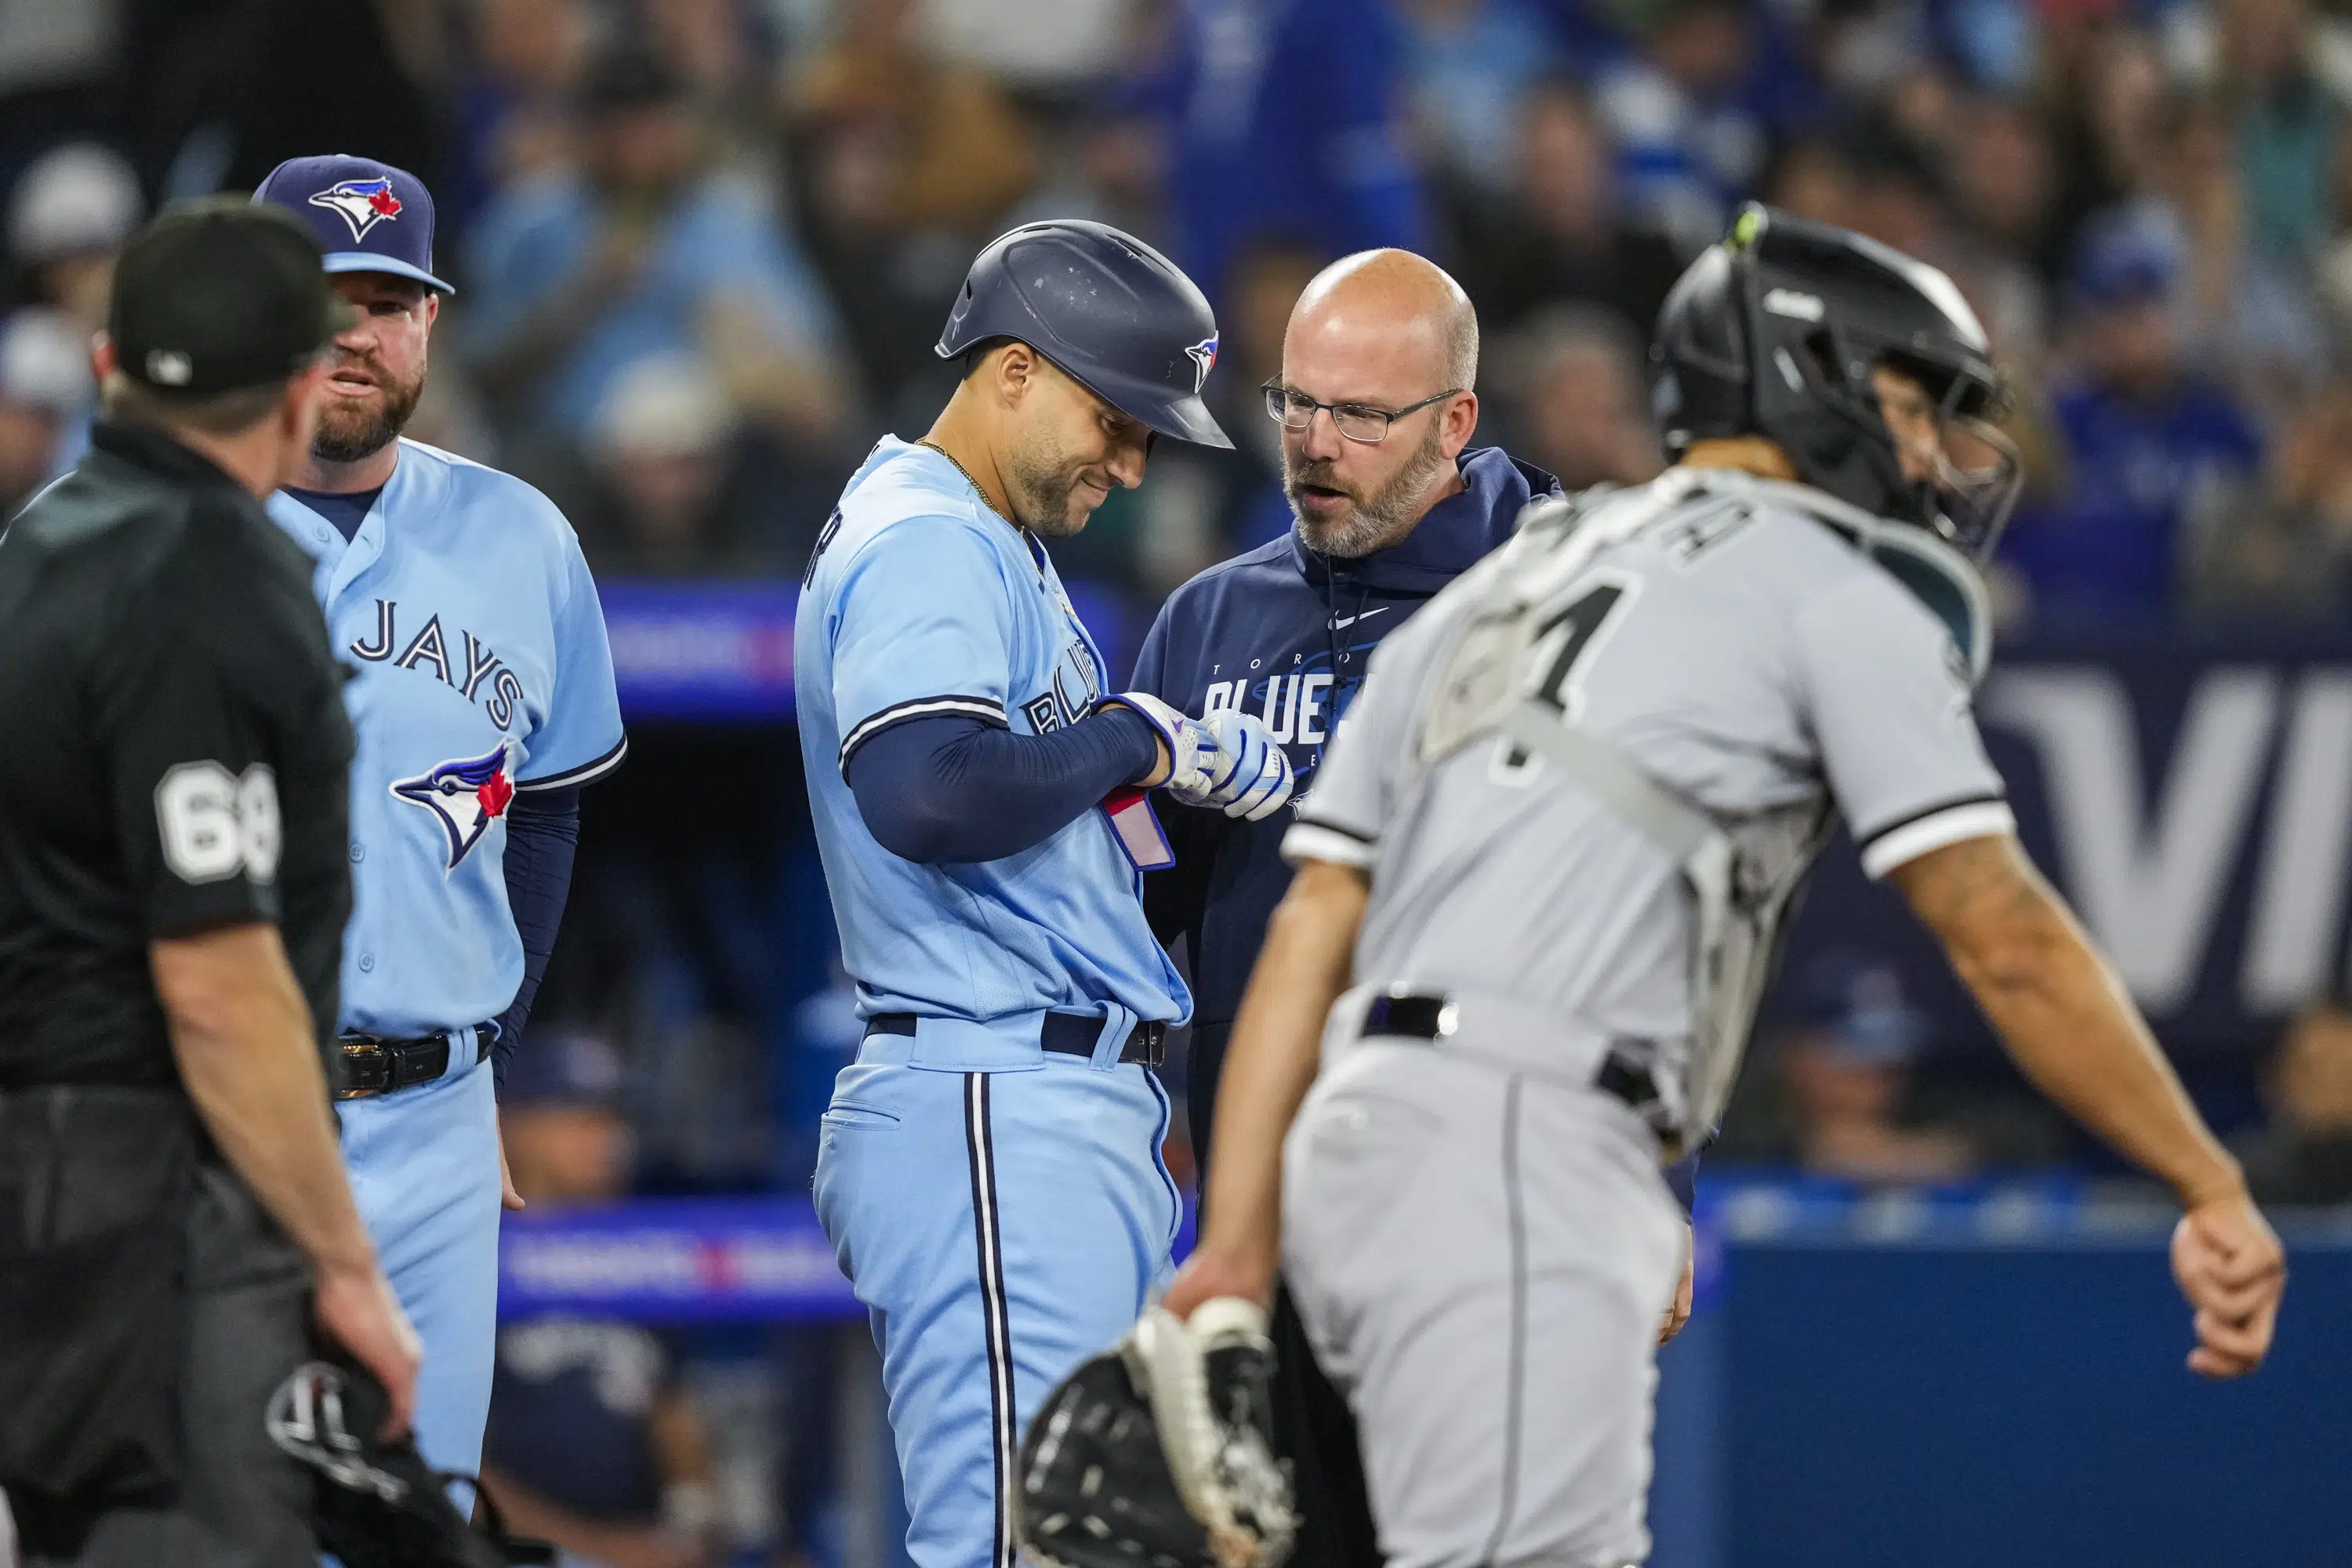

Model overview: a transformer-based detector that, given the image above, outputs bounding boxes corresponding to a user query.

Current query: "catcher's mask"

[1651,203,2024,561]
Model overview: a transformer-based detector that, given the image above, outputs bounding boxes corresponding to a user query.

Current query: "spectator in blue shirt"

[1133,0,1430,309]
[1396,0,1569,195]
[2000,210,2265,621]
[463,47,849,452]
[1585,0,1818,251]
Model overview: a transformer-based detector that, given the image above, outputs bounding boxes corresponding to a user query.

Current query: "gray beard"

[1287,422,1451,558]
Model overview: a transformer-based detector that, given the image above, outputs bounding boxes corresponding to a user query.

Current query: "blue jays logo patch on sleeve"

[391,745,515,870]
[310,177,404,242]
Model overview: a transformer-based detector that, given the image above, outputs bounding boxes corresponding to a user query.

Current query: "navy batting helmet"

[937,220,1233,449]
[1651,204,2022,560]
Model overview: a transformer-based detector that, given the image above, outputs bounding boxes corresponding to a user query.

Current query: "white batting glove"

[1200,708,1293,819]
[1106,694,1295,821]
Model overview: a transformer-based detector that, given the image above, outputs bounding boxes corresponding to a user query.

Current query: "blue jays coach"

[1132,248,1693,1568]
[0,200,419,1566]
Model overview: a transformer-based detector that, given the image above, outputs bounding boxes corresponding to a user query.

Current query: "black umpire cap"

[107,197,354,396]
[938,220,1233,448]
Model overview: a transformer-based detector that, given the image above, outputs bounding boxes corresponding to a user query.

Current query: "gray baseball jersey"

[1283,465,2015,1139]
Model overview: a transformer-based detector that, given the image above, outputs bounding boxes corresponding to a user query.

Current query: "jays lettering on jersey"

[797,437,1187,1027]
[269,440,625,1039]
[1133,446,1555,1029]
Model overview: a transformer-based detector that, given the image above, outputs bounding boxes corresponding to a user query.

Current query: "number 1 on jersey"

[1494,578,1635,780]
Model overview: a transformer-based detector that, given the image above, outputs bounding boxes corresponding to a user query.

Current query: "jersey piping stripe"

[514,735,629,793]
[1853,788,2009,851]
[964,1072,1018,1568]
[1859,798,2016,880]
[839,695,1010,774]
[1282,820,1377,870]
[1479,1074,1529,1564]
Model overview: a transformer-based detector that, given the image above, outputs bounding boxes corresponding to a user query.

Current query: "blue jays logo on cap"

[252,154,455,295]
[392,745,515,870]
[310,176,403,243]
[1185,336,1218,394]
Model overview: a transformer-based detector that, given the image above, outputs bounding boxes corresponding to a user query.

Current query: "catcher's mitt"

[1015,1297,1298,1568]
[266,1359,554,1568]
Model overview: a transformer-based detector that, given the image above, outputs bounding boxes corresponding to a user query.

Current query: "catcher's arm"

[1166,858,1367,1319]
[1893,832,2285,1377]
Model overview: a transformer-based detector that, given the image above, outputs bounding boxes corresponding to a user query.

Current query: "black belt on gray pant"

[1358,991,1668,1118]
[863,1011,1166,1068]
[335,1027,484,1101]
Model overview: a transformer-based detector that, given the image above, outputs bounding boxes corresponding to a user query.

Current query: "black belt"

[864,1011,1165,1068]
[336,1029,479,1101]
[1359,991,1667,1118]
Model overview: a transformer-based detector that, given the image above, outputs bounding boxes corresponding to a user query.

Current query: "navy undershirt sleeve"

[847,708,1160,864]
[491,786,582,1092]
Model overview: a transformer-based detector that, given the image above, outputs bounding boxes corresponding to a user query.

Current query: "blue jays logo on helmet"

[310,176,405,244]
[1185,336,1218,394]
[391,745,515,870]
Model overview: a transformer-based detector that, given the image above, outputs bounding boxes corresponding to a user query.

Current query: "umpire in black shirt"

[0,201,420,1566]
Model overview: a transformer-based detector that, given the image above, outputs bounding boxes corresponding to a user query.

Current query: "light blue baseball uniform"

[269,438,626,1482]
[800,437,1186,1568]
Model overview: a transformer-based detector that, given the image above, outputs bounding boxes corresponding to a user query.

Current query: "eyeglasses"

[1261,383,1464,444]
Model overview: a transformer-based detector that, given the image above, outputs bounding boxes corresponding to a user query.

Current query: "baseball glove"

[1015,1298,1298,1568]
[266,1359,554,1568]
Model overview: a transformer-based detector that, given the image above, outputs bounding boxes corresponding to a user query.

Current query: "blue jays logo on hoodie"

[310,177,404,242]
[392,745,515,870]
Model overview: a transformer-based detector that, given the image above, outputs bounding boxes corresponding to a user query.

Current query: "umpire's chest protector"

[269,440,626,1040]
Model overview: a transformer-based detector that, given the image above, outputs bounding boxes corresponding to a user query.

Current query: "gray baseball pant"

[1283,1031,1682,1568]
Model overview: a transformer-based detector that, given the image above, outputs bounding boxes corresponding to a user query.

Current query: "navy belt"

[1359,991,1667,1118]
[864,1011,1166,1068]
[335,1027,482,1101]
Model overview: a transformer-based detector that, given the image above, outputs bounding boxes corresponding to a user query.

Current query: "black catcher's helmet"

[938,219,1233,448]
[1650,204,2023,558]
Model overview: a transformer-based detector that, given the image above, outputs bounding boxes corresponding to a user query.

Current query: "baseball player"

[797,220,1290,1568]
[254,155,626,1485]
[1164,206,2287,1567]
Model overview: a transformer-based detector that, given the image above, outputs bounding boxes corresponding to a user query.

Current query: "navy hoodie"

[1132,447,1558,1163]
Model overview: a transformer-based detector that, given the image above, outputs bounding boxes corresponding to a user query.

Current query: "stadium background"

[1,0,2350,1563]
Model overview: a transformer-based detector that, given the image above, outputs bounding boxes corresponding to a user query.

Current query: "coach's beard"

[1286,418,1450,558]
[314,357,425,464]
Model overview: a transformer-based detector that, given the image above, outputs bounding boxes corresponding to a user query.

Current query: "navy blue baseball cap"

[501,1026,627,1111]
[250,154,455,295]
[1790,953,1930,1065]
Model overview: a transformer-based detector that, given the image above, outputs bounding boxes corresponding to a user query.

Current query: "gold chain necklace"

[915,439,1013,527]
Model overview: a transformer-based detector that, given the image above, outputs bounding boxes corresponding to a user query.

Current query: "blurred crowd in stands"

[12,0,2352,622]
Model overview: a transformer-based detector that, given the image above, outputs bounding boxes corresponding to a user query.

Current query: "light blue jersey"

[268,439,626,1038]
[268,436,624,1484]
[802,437,1186,1568]
[797,437,1189,1032]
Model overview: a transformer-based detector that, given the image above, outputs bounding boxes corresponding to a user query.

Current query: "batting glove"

[1105,694,1295,821]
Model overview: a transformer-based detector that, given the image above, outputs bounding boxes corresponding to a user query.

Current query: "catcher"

[1142,206,2284,1566]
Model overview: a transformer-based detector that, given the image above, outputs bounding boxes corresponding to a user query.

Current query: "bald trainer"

[1132,248,1619,1568]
